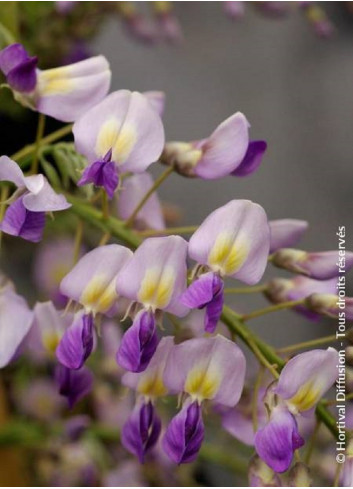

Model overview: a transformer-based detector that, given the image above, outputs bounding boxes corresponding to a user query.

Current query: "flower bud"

[248,454,282,486]
[288,462,312,486]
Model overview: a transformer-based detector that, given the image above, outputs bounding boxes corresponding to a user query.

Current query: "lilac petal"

[7,56,38,93]
[116,310,158,373]
[56,313,94,370]
[254,406,304,473]
[269,219,309,253]
[22,179,71,212]
[163,400,204,464]
[180,272,224,333]
[0,197,46,242]
[0,155,44,193]
[122,400,161,463]
[78,159,119,199]
[275,347,339,412]
[55,364,93,409]
[232,140,267,177]
[0,43,29,75]
[0,285,33,368]
[143,91,165,117]
[163,335,246,407]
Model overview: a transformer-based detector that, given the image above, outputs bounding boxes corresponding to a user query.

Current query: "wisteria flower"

[0,43,111,122]
[269,218,308,253]
[0,156,70,242]
[73,89,165,198]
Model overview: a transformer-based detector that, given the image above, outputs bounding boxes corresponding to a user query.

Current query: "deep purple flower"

[180,272,224,333]
[78,150,119,199]
[0,43,37,92]
[121,400,162,463]
[231,140,267,177]
[56,313,94,370]
[0,197,46,242]
[254,405,304,473]
[117,310,158,373]
[163,400,204,464]
[55,364,93,409]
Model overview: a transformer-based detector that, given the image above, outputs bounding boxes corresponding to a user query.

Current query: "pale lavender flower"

[269,219,308,253]
[0,44,111,122]
[73,90,165,198]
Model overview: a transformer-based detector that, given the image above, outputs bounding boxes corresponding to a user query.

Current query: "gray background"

[95,2,353,347]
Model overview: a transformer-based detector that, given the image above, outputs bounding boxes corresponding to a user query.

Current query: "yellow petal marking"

[288,382,321,412]
[80,275,117,313]
[38,68,75,96]
[42,331,61,354]
[208,232,248,275]
[95,118,136,164]
[185,365,220,401]
[137,372,167,398]
[138,266,175,311]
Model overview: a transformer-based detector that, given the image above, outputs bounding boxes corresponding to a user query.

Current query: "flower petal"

[78,159,119,199]
[0,155,44,193]
[0,197,46,243]
[231,140,267,177]
[22,178,71,212]
[269,219,308,253]
[55,364,93,409]
[143,90,165,117]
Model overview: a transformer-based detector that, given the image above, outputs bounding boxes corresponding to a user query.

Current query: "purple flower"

[162,400,204,464]
[275,347,339,413]
[266,275,337,321]
[117,310,158,373]
[180,272,224,333]
[73,90,165,197]
[55,364,93,409]
[231,140,267,177]
[0,44,111,122]
[188,200,270,285]
[164,335,246,407]
[117,172,165,230]
[0,156,70,242]
[78,150,119,199]
[56,313,94,370]
[162,112,249,179]
[116,236,189,316]
[224,1,245,20]
[60,244,133,316]
[121,400,162,463]
[272,249,353,280]
[269,219,308,253]
[0,43,37,92]
[0,283,33,368]
[254,405,304,473]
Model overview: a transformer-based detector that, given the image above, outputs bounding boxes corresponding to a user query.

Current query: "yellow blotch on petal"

[138,267,175,311]
[137,372,167,398]
[185,365,220,401]
[80,275,117,314]
[208,232,248,276]
[95,118,136,164]
[288,382,321,412]
[38,68,75,96]
[42,331,61,354]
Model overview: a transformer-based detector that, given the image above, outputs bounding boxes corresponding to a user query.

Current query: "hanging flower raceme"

[0,156,70,242]
[73,89,165,199]
[162,335,246,464]
[271,248,353,280]
[180,200,270,332]
[57,245,133,369]
[0,43,111,122]
[116,236,189,372]
[161,112,250,179]
[121,337,174,462]
[117,172,166,231]
[265,275,338,321]
[254,347,338,473]
[269,219,309,253]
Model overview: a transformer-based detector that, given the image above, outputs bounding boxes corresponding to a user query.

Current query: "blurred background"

[0,2,352,485]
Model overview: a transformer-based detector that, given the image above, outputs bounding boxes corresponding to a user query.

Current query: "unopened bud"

[248,454,282,487]
[161,142,202,177]
[288,462,312,487]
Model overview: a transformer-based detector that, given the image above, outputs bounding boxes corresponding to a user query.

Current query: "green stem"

[304,419,321,464]
[72,219,84,265]
[11,124,73,164]
[30,113,46,174]
[125,166,174,227]
[137,225,198,237]
[241,299,305,321]
[101,190,109,220]
[224,284,268,295]
[277,334,338,354]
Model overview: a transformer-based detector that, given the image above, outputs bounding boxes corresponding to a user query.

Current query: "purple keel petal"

[7,56,38,93]
[163,401,204,464]
[0,197,45,242]
[116,310,158,372]
[55,364,93,409]
[232,140,267,177]
[56,313,94,370]
[0,44,28,75]
[122,400,161,463]
[254,406,304,473]
[78,158,119,199]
